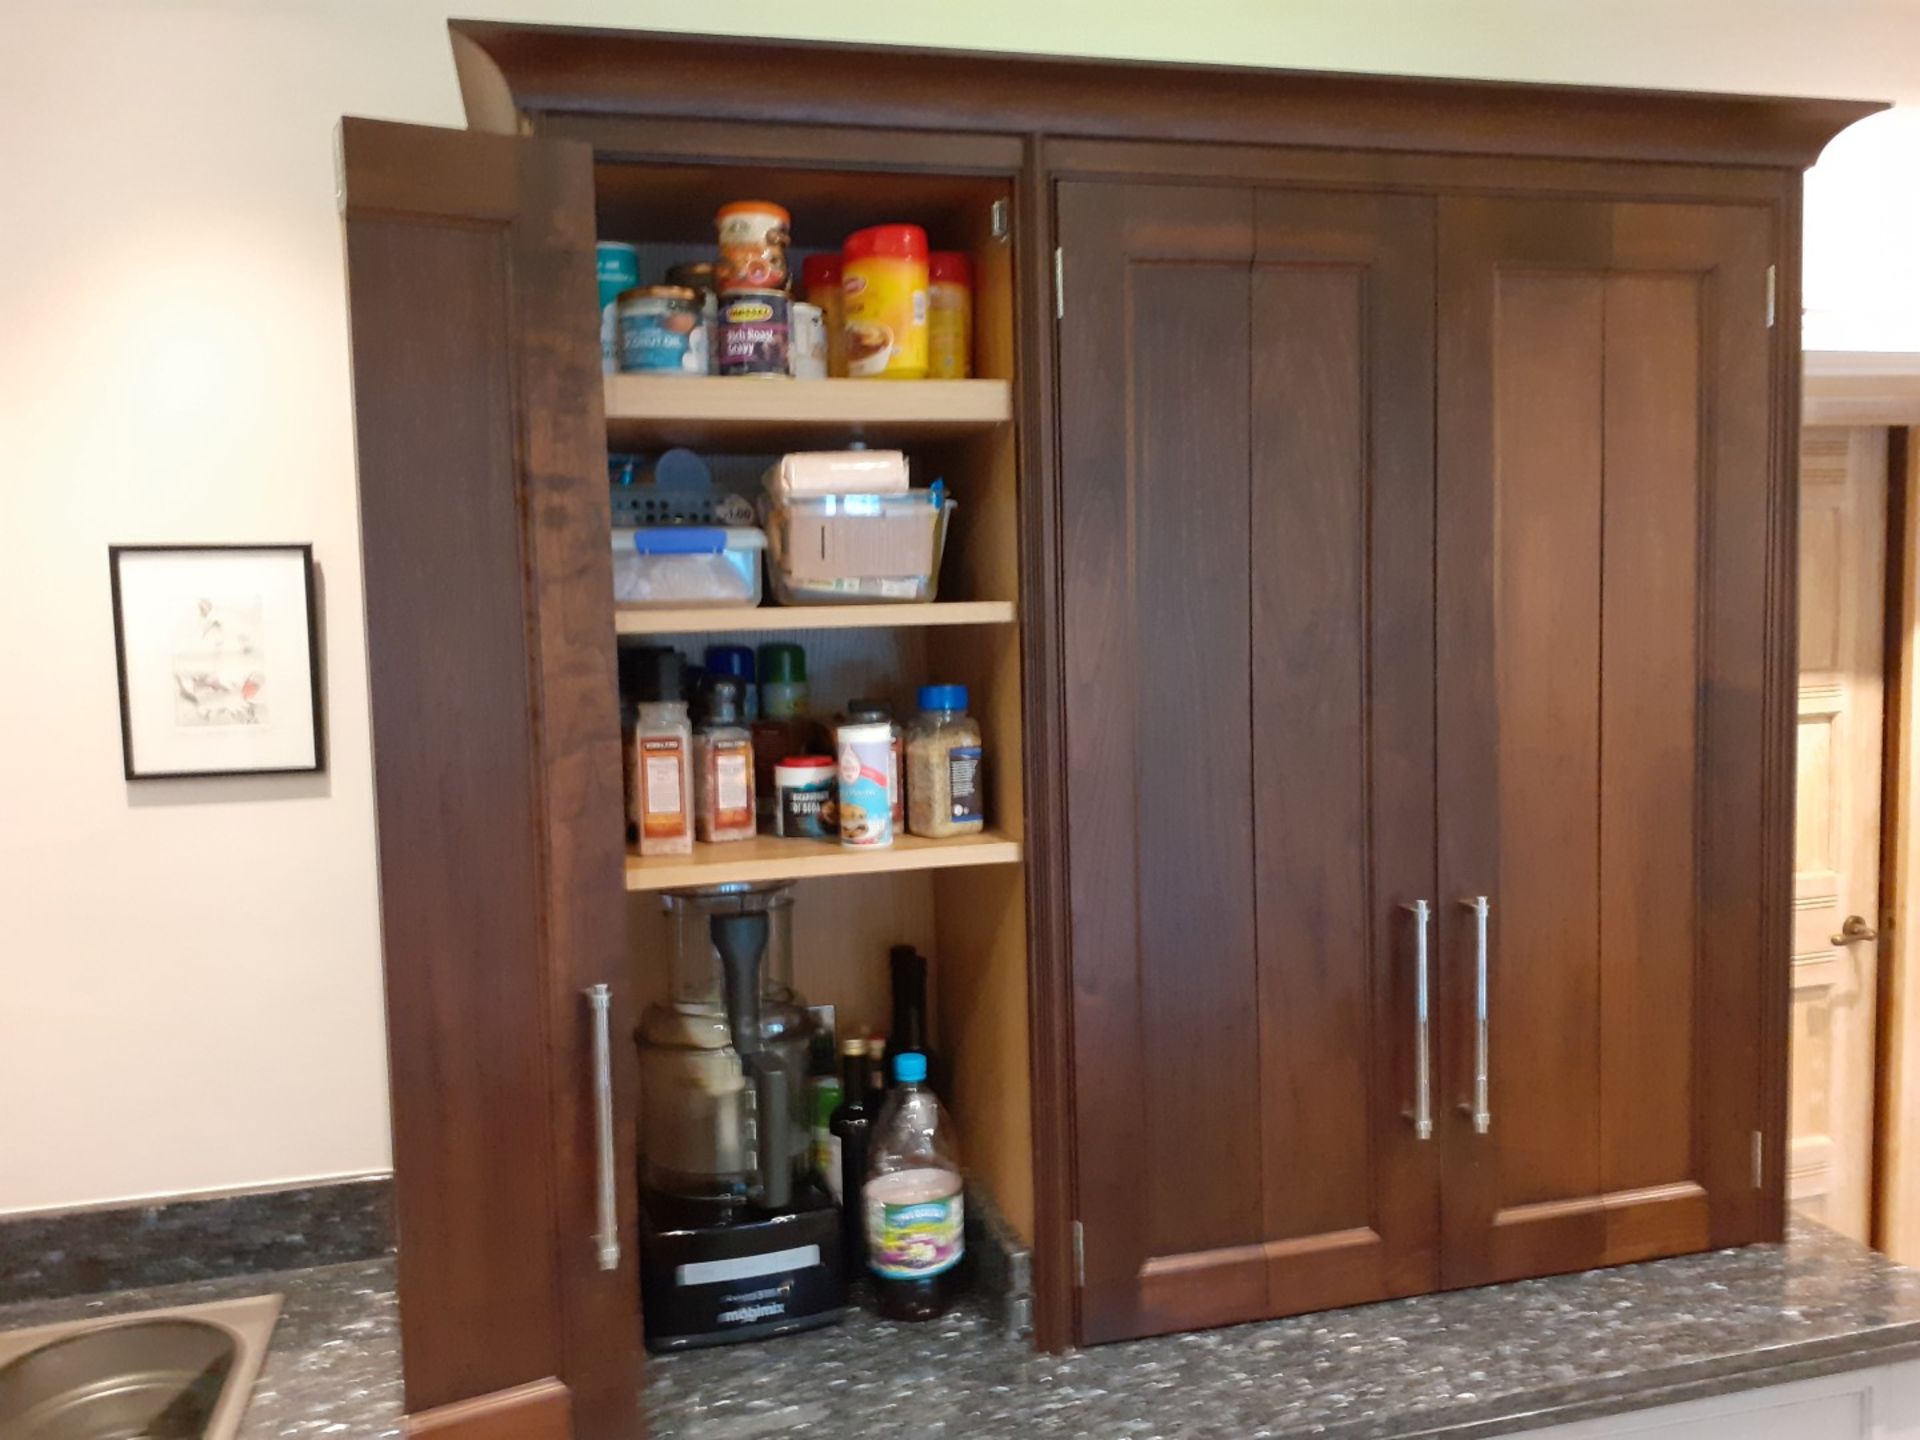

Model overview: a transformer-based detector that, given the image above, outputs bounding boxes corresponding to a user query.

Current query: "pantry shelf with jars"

[585,135,1037,1380]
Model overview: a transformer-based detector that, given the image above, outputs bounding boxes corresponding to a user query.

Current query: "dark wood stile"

[1018,135,1078,1354]
[340,117,638,1438]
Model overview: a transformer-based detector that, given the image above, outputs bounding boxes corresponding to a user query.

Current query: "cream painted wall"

[1,0,1914,1216]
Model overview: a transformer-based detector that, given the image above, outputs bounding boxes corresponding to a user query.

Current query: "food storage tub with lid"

[611,526,766,608]
[760,490,955,604]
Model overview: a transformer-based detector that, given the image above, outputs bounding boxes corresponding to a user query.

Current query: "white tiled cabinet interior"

[1539,1361,1920,1438]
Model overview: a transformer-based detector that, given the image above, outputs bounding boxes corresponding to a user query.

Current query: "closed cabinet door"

[1434,196,1777,1287]
[1057,179,1437,1343]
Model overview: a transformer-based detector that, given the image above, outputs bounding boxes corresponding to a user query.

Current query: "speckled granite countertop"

[9,1223,1914,1438]
[649,1221,1920,1440]
[0,1257,401,1439]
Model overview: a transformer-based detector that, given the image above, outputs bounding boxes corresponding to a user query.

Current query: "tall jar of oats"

[905,685,984,838]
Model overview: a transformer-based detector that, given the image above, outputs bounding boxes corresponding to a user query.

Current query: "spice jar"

[752,643,812,832]
[802,254,847,378]
[715,201,791,293]
[906,684,984,837]
[758,643,810,720]
[694,677,756,844]
[844,698,905,831]
[703,644,758,721]
[631,648,694,857]
[843,224,929,380]
[927,251,973,379]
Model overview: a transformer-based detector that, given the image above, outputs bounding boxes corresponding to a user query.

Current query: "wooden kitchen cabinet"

[341,24,1875,1432]
[1055,174,1804,1337]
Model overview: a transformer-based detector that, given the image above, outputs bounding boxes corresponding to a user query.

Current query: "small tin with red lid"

[774,755,837,839]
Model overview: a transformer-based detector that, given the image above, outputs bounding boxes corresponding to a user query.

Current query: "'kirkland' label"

[947,746,983,822]
[639,736,687,839]
[864,1169,963,1279]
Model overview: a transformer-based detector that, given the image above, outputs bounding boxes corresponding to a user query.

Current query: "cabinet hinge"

[1054,247,1066,321]
[990,198,1011,242]
[1752,1130,1765,1188]
[1766,265,1777,329]
[1072,1219,1085,1287]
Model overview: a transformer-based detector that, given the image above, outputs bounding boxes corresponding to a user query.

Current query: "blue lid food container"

[610,526,766,609]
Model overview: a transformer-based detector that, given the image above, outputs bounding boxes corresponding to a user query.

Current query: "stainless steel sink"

[0,1294,280,1440]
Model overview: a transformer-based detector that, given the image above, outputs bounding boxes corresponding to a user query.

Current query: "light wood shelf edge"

[604,375,1013,441]
[615,600,1016,635]
[623,831,1022,891]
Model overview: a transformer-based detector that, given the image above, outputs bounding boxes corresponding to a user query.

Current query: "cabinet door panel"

[1437,196,1774,1287]
[1059,180,1266,1342]
[1059,180,1436,1342]
[1252,191,1440,1312]
[341,119,636,1438]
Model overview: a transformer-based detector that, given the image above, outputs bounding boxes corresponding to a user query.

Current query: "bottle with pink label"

[863,1050,964,1320]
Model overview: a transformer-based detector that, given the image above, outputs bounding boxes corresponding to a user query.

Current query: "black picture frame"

[108,543,325,779]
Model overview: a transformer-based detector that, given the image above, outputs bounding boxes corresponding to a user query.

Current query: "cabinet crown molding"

[450,21,1883,170]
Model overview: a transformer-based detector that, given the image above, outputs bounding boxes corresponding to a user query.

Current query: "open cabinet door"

[339,119,638,1439]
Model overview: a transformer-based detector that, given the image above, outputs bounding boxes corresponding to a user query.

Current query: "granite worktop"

[9,1221,1918,1438]
[0,1257,401,1439]
[649,1220,1920,1440]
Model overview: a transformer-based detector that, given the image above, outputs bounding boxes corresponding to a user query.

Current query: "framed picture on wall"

[109,544,324,779]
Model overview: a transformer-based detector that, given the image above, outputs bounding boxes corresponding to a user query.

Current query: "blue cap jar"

[917,684,969,713]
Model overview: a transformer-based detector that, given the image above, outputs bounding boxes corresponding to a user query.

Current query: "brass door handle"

[1832,915,1879,946]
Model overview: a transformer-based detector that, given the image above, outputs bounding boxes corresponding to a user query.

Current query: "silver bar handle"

[587,984,620,1272]
[1463,896,1491,1134]
[1405,900,1433,1139]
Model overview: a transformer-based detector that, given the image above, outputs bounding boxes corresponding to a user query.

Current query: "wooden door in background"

[1791,426,1888,1242]
[1056,179,1437,1343]
[1435,196,1776,1287]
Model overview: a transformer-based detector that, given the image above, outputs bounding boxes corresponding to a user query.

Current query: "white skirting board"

[1537,1357,1920,1439]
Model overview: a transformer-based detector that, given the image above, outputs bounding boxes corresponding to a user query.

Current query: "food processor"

[635,882,846,1349]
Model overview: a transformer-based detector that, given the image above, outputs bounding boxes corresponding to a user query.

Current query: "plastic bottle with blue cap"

[864,1048,964,1321]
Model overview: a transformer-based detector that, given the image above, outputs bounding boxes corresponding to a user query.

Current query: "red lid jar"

[843,224,929,262]
[842,225,930,379]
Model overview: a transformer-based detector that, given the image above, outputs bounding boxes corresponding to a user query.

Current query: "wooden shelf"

[604,375,1012,449]
[615,600,1015,636]
[624,829,1022,891]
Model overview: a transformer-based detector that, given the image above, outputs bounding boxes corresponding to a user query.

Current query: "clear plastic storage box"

[611,526,765,609]
[761,492,956,605]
